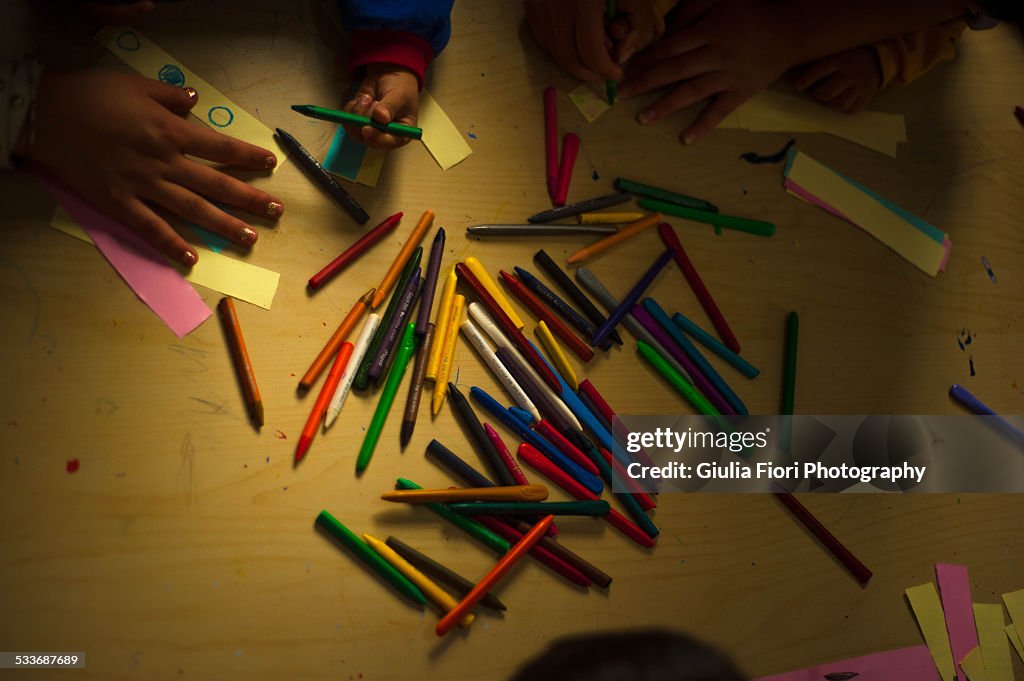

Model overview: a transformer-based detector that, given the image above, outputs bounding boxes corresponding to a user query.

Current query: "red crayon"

[774,491,873,584]
[518,444,655,549]
[598,447,656,511]
[1016,105,1024,129]
[455,262,563,393]
[553,133,579,207]
[579,378,658,472]
[535,420,600,477]
[296,342,354,463]
[544,87,559,201]
[475,515,591,587]
[658,222,740,353]
[499,271,594,362]
[308,212,403,291]
[485,422,560,538]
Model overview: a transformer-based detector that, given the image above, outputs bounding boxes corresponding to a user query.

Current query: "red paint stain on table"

[66,459,80,473]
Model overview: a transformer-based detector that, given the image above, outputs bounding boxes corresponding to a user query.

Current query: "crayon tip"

[294,435,311,463]
[399,421,414,449]
[251,401,265,428]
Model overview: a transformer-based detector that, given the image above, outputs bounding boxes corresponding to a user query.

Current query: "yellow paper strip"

[906,583,957,681]
[96,26,286,166]
[355,146,387,186]
[568,83,611,123]
[1003,590,1024,649]
[419,89,472,170]
[786,152,946,276]
[1006,624,1024,662]
[973,603,1013,681]
[52,209,279,309]
[960,646,989,681]
[720,91,906,157]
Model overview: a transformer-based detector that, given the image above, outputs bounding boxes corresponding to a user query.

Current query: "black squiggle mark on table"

[740,138,796,164]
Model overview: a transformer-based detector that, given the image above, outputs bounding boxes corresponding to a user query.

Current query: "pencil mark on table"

[188,396,236,419]
[95,398,119,416]
[167,344,209,373]
[179,432,195,504]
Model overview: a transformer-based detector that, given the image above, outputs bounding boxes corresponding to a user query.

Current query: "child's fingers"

[119,198,198,267]
[183,126,277,171]
[811,76,851,103]
[147,80,201,116]
[667,0,718,29]
[171,163,283,221]
[627,27,705,73]
[621,47,718,99]
[680,90,748,145]
[149,182,260,248]
[637,72,727,125]
[831,90,859,113]
[793,59,842,92]
[576,11,623,79]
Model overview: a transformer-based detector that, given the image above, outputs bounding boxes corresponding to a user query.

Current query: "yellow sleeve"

[871,19,967,89]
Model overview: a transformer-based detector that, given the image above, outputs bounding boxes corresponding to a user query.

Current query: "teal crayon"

[448,500,610,516]
[671,312,760,379]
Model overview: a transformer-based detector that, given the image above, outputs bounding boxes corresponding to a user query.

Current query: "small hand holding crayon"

[343,64,421,150]
[523,0,624,82]
[28,70,282,267]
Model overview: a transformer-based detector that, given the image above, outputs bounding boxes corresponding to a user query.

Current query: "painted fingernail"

[182,250,197,266]
[265,201,283,218]
[239,227,258,244]
[637,110,653,125]
[264,156,277,169]
[183,86,198,100]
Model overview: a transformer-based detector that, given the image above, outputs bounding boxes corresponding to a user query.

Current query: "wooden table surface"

[1,3,1022,680]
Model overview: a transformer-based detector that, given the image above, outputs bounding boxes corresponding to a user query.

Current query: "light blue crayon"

[671,312,760,379]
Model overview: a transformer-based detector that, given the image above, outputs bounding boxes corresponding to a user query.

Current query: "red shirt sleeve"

[349,30,433,91]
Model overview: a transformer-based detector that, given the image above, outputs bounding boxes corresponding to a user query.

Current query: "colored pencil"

[534,322,578,390]
[436,515,554,636]
[356,324,418,473]
[217,297,263,428]
[399,323,434,448]
[431,294,465,415]
[566,212,662,264]
[382,484,549,504]
[367,269,421,385]
[362,534,475,628]
[637,340,720,417]
[274,128,368,224]
[643,298,747,415]
[373,210,434,309]
[291,104,422,140]
[544,86,559,201]
[385,536,507,611]
[426,268,457,381]
[394,478,510,554]
[527,191,632,223]
[615,177,718,212]
[577,211,645,224]
[495,346,581,434]
[638,199,775,236]
[308,213,402,290]
[498,272,595,362]
[448,383,518,486]
[299,288,374,391]
[415,228,446,336]
[949,384,1024,447]
[534,249,622,345]
[296,342,353,464]
[460,319,541,421]
[672,312,758,378]
[772,491,873,584]
[456,263,562,392]
[466,256,525,329]
[314,510,427,605]
[658,222,740,353]
[325,313,380,429]
[591,249,673,346]
[354,249,421,391]
[514,266,610,350]
[467,224,618,237]
[553,132,579,206]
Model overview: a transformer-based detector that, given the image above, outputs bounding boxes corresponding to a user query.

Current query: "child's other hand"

[793,46,882,114]
[524,0,622,81]
[343,65,420,150]
[620,0,796,144]
[30,70,282,267]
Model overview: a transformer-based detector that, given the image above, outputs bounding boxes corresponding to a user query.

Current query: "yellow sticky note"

[419,89,473,170]
[355,146,387,187]
[568,83,611,123]
[52,208,280,309]
[959,646,989,681]
[96,27,286,166]
[1003,590,1024,648]
[906,583,957,681]
[973,603,1013,681]
[1006,624,1024,662]
[785,152,946,276]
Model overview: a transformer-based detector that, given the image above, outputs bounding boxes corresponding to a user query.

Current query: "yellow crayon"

[432,295,465,415]
[465,256,525,329]
[534,321,578,390]
[426,268,457,381]
[363,534,475,628]
[576,211,646,224]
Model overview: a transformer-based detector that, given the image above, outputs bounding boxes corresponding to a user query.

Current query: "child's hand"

[343,65,420,150]
[524,0,670,80]
[620,0,797,143]
[793,46,882,114]
[28,70,282,266]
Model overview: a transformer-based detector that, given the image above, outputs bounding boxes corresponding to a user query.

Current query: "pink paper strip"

[755,645,941,681]
[41,173,211,337]
[935,563,979,667]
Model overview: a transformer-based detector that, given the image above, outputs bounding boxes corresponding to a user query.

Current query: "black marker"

[274,127,369,224]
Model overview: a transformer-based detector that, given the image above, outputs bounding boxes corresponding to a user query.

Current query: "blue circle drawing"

[207,106,235,128]
[158,64,186,87]
[116,31,140,51]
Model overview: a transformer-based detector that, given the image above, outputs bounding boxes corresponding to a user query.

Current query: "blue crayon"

[672,312,759,379]
[509,406,536,426]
